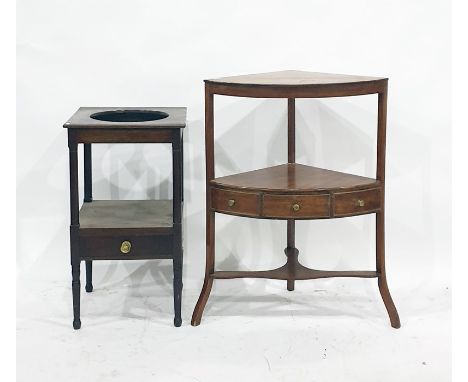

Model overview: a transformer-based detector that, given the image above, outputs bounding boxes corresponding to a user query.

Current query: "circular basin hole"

[90,110,169,122]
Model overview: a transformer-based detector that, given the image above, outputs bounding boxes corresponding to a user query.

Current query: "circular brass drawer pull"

[292,203,300,212]
[227,199,236,207]
[356,199,365,207]
[120,240,132,254]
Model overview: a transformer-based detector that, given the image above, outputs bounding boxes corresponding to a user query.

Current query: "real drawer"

[211,188,260,217]
[79,234,173,260]
[333,188,381,217]
[262,194,330,219]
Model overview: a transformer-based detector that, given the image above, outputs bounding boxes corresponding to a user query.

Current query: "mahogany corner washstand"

[64,107,185,329]
[191,71,400,328]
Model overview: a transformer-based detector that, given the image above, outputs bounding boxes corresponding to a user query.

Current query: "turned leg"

[71,252,81,330]
[85,261,93,293]
[173,224,183,327]
[376,211,400,328]
[191,211,215,326]
[286,98,296,291]
[173,259,183,327]
[69,132,81,330]
[285,219,296,291]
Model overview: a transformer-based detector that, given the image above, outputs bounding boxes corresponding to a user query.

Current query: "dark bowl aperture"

[90,110,169,123]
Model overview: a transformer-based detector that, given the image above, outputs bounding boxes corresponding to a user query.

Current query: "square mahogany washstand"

[64,107,186,328]
[191,71,400,328]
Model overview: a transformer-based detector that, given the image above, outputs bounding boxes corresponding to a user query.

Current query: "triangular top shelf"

[211,164,379,193]
[206,70,386,87]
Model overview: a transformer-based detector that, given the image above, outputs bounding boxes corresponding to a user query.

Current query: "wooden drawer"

[262,194,330,219]
[79,234,173,260]
[211,188,260,217]
[333,188,381,217]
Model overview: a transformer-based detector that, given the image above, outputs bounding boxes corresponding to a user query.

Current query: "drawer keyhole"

[356,199,365,207]
[227,199,236,207]
[292,203,300,212]
[120,240,132,254]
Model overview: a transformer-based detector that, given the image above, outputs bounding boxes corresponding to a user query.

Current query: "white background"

[17,1,451,381]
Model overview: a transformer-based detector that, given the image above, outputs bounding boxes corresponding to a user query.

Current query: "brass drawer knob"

[227,199,236,207]
[292,203,300,212]
[120,240,132,254]
[356,199,365,207]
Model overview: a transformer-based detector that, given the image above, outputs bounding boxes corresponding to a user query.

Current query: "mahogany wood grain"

[205,71,386,98]
[191,87,215,326]
[211,188,260,217]
[262,194,330,219]
[211,164,380,194]
[287,98,295,163]
[207,70,385,86]
[287,98,296,291]
[191,71,400,328]
[212,267,379,280]
[333,188,381,217]
[376,88,400,328]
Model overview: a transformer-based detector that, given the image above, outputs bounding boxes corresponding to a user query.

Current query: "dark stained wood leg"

[71,245,81,330]
[83,143,92,203]
[85,261,93,293]
[173,225,183,327]
[376,211,400,328]
[68,132,81,329]
[286,219,296,291]
[83,144,93,293]
[180,131,184,203]
[172,131,183,327]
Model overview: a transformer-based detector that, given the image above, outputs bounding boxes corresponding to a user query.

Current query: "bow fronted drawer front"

[262,194,330,219]
[211,188,261,217]
[333,188,381,217]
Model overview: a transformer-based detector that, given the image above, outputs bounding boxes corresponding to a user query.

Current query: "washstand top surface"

[205,70,387,98]
[206,70,386,87]
[64,107,186,129]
